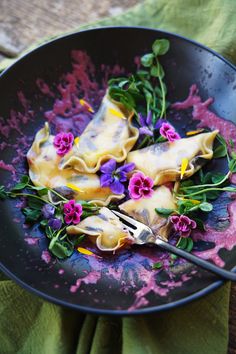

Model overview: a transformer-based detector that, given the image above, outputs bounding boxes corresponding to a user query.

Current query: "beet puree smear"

[1,50,236,311]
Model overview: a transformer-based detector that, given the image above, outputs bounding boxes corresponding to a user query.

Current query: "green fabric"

[1,0,236,353]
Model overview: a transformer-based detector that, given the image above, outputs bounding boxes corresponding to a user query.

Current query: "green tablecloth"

[1,0,236,353]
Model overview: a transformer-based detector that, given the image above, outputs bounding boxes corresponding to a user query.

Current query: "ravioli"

[27,123,124,206]
[59,93,139,173]
[127,130,218,185]
[67,207,133,251]
[119,186,177,240]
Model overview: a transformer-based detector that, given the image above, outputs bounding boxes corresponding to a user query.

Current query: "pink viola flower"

[159,122,180,142]
[53,132,74,156]
[128,172,154,200]
[63,200,83,225]
[170,215,197,238]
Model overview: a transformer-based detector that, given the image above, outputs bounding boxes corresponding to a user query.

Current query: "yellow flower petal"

[186,129,204,136]
[66,183,84,193]
[79,99,94,113]
[74,137,80,145]
[109,108,126,119]
[180,158,189,179]
[77,247,94,256]
[179,198,201,205]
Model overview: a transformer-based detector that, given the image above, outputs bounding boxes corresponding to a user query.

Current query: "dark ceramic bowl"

[0,27,236,315]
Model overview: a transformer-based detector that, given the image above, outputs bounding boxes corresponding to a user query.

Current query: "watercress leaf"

[21,175,30,184]
[11,182,27,191]
[155,207,175,216]
[205,190,221,200]
[152,39,170,56]
[231,151,236,160]
[49,239,74,259]
[229,159,236,173]
[229,139,234,149]
[213,144,227,158]
[0,185,8,199]
[177,237,188,249]
[23,207,41,222]
[194,217,206,231]
[155,135,167,143]
[157,62,165,79]
[152,261,163,269]
[185,238,194,252]
[211,173,227,184]
[150,65,159,77]
[137,70,149,78]
[142,80,154,92]
[27,197,44,209]
[141,53,154,67]
[40,219,48,227]
[199,202,213,212]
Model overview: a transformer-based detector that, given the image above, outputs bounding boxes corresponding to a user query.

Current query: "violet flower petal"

[146,111,152,126]
[100,173,113,187]
[100,159,116,174]
[139,127,153,136]
[110,179,125,194]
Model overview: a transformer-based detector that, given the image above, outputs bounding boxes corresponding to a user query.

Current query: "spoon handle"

[155,238,236,281]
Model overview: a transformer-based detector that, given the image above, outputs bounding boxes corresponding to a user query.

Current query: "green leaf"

[177,237,188,249]
[40,219,48,227]
[27,197,44,210]
[137,70,149,78]
[157,63,165,79]
[213,144,227,158]
[205,190,221,200]
[231,151,236,160]
[194,217,205,231]
[11,175,30,191]
[229,159,236,173]
[0,185,8,199]
[185,238,194,252]
[199,202,213,212]
[49,238,74,259]
[141,53,154,67]
[152,261,163,269]
[155,135,167,143]
[211,173,227,184]
[155,207,175,216]
[150,65,159,77]
[229,139,234,149]
[23,207,41,222]
[152,39,170,56]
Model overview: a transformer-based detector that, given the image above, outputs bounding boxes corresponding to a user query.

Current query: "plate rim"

[0,26,235,315]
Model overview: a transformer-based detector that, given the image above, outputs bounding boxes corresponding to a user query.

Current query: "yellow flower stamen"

[180,158,189,179]
[74,137,80,145]
[186,129,204,136]
[66,183,84,193]
[77,247,94,256]
[79,99,94,113]
[109,108,126,119]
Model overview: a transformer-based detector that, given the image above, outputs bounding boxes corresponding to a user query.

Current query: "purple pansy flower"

[53,132,74,156]
[128,172,154,200]
[42,203,62,230]
[170,215,197,238]
[63,199,83,225]
[100,159,135,194]
[42,204,55,219]
[159,122,180,142]
[48,218,62,230]
[138,111,166,136]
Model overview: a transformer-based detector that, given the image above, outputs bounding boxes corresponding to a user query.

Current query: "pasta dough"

[59,93,139,173]
[27,123,124,206]
[127,130,218,185]
[119,186,177,240]
[67,207,133,251]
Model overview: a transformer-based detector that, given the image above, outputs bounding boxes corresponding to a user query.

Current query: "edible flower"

[100,159,135,194]
[42,204,62,230]
[138,111,165,136]
[109,108,126,119]
[170,215,197,238]
[53,132,74,156]
[63,199,83,225]
[128,172,154,200]
[180,158,189,179]
[79,99,94,113]
[159,122,180,142]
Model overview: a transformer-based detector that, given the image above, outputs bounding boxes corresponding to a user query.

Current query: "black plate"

[0,27,236,315]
